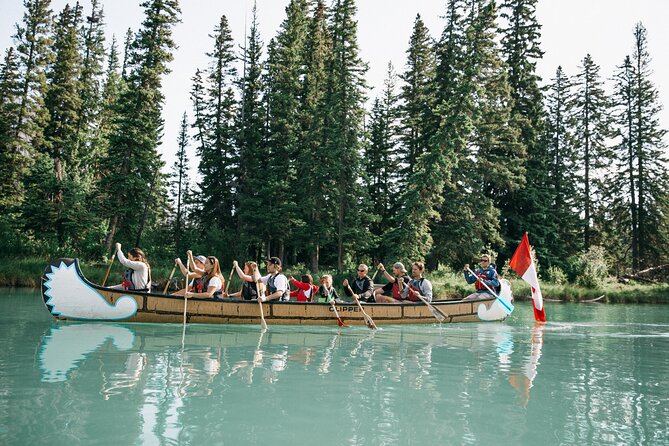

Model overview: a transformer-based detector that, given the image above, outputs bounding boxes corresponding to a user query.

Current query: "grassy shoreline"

[3,257,669,303]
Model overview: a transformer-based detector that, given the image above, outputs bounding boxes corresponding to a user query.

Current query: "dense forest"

[1,0,667,281]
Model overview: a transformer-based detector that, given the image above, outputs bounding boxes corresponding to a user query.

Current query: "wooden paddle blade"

[364,314,377,330]
[431,307,447,322]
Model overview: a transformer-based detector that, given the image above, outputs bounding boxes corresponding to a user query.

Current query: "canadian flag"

[509,233,546,322]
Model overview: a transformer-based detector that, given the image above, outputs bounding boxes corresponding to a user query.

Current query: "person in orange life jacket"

[225,260,262,300]
[289,274,319,302]
[374,262,412,303]
[184,253,225,299]
[399,262,433,302]
[317,274,341,303]
[260,257,289,302]
[171,252,207,295]
[343,264,375,302]
[111,243,151,291]
[462,253,499,300]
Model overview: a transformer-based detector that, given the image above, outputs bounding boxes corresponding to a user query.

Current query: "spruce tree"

[101,0,181,251]
[296,0,333,271]
[499,0,552,258]
[0,48,24,211]
[171,112,190,255]
[324,0,372,271]
[611,24,669,270]
[543,66,580,264]
[236,3,269,259]
[572,54,613,248]
[399,14,436,184]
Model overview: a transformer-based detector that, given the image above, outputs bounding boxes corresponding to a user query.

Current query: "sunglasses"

[357,269,366,272]
[480,259,489,262]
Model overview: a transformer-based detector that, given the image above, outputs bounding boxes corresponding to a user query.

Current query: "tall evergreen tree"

[0,48,24,211]
[101,0,181,251]
[263,0,309,262]
[499,0,552,258]
[544,66,580,264]
[236,2,269,259]
[398,14,436,184]
[324,0,372,270]
[171,111,190,255]
[572,54,612,248]
[197,15,238,238]
[296,0,333,271]
[365,62,400,261]
[611,24,669,270]
[11,0,53,203]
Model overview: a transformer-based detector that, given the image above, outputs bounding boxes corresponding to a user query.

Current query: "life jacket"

[241,280,258,300]
[193,274,208,293]
[407,278,426,302]
[268,273,289,301]
[393,275,411,300]
[122,268,149,292]
[474,265,499,293]
[318,285,335,303]
[294,285,318,302]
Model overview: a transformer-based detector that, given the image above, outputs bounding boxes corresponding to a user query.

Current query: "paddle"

[101,250,115,287]
[225,264,235,296]
[371,265,380,282]
[329,299,348,327]
[466,267,514,315]
[256,280,268,330]
[414,293,448,322]
[183,257,191,325]
[346,284,377,330]
[162,263,177,294]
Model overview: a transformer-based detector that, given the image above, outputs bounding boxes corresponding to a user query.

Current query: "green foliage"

[574,245,610,288]
[545,265,567,285]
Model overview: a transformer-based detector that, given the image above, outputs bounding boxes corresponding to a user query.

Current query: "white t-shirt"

[207,276,223,292]
[261,273,288,294]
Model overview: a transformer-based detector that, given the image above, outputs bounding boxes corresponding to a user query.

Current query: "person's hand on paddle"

[115,242,121,252]
[232,260,238,268]
[378,263,385,272]
[184,291,193,298]
[257,295,265,302]
[343,278,349,288]
[175,258,182,266]
[464,263,469,272]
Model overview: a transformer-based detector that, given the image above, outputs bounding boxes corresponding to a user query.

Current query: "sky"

[1,0,668,172]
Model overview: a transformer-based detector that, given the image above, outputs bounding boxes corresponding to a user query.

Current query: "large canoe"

[41,258,513,325]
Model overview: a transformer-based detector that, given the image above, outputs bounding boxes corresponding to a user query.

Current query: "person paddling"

[289,274,319,302]
[260,257,289,302]
[374,262,412,303]
[225,260,261,300]
[172,252,207,295]
[400,262,433,302]
[111,243,151,292]
[343,264,375,303]
[184,253,225,300]
[463,253,500,300]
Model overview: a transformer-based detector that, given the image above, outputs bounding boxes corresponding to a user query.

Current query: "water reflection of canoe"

[41,258,503,325]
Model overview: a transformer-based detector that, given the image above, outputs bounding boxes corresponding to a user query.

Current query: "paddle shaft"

[225,265,234,294]
[163,265,177,294]
[466,267,513,313]
[415,293,447,322]
[346,284,377,329]
[183,258,190,325]
[102,252,115,287]
[256,280,268,330]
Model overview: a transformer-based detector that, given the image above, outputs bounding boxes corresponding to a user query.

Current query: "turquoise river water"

[0,288,668,445]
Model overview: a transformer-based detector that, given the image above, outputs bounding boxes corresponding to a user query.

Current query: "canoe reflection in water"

[38,322,543,404]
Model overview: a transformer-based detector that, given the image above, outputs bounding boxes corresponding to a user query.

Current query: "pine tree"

[572,54,613,248]
[611,24,669,270]
[197,15,238,238]
[262,0,309,262]
[399,14,436,184]
[11,0,53,203]
[296,0,333,271]
[365,62,400,261]
[101,0,181,251]
[543,66,580,264]
[0,48,24,211]
[171,112,190,255]
[236,2,269,259]
[324,0,372,271]
[499,0,552,258]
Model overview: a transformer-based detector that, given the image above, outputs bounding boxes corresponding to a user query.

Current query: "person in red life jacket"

[260,257,289,302]
[374,262,412,303]
[400,262,434,302]
[463,253,500,300]
[111,243,151,292]
[172,252,207,295]
[289,274,319,302]
[343,264,375,302]
[317,274,341,303]
[184,253,225,300]
[225,260,261,300]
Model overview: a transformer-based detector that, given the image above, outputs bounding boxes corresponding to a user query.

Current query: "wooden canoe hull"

[41,258,502,325]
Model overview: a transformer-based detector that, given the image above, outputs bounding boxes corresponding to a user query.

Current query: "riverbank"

[2,257,668,303]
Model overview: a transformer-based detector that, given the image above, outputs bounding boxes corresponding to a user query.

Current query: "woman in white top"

[113,243,151,291]
[185,253,225,299]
